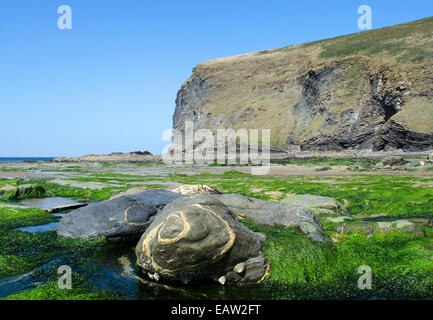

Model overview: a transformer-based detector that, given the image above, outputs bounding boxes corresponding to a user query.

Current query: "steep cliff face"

[174,17,433,151]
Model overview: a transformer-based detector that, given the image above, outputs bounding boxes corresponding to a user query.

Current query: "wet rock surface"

[135,195,269,284]
[57,190,185,242]
[17,197,86,213]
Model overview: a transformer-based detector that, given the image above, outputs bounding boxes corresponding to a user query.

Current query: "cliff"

[173,17,433,152]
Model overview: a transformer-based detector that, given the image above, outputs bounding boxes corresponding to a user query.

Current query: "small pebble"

[234,263,245,274]
[218,276,226,285]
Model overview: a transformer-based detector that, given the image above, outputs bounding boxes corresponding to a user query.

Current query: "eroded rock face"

[135,195,269,284]
[171,184,220,196]
[213,194,327,242]
[281,194,347,215]
[57,190,185,242]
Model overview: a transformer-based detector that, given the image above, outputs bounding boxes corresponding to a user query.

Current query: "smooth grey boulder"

[281,194,347,215]
[57,189,185,242]
[212,194,327,242]
[136,195,269,285]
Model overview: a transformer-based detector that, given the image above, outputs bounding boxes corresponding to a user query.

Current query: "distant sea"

[0,157,55,163]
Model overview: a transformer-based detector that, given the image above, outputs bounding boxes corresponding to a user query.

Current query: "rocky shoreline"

[2,153,433,299]
[49,148,433,164]
[52,151,162,163]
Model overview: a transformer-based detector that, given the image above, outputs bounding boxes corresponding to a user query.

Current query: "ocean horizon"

[0,157,55,163]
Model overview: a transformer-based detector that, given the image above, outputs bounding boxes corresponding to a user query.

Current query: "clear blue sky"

[1,0,431,157]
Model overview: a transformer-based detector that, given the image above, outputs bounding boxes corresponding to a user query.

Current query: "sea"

[0,157,55,163]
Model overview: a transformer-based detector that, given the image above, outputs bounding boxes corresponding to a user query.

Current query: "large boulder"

[281,194,347,215]
[57,189,185,242]
[213,194,326,242]
[135,195,269,285]
[171,184,220,196]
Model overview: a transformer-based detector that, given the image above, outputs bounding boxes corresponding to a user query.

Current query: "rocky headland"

[174,17,433,152]
[53,151,161,163]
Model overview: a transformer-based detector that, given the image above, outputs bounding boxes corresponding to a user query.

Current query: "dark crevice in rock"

[383,103,398,122]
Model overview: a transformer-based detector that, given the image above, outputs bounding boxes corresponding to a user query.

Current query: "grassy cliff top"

[199,16,433,69]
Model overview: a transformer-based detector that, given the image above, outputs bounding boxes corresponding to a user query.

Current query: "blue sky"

[1,0,432,157]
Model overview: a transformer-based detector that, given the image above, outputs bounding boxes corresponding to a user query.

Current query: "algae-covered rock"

[2,184,45,200]
[135,195,269,285]
[335,219,425,237]
[281,194,347,215]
